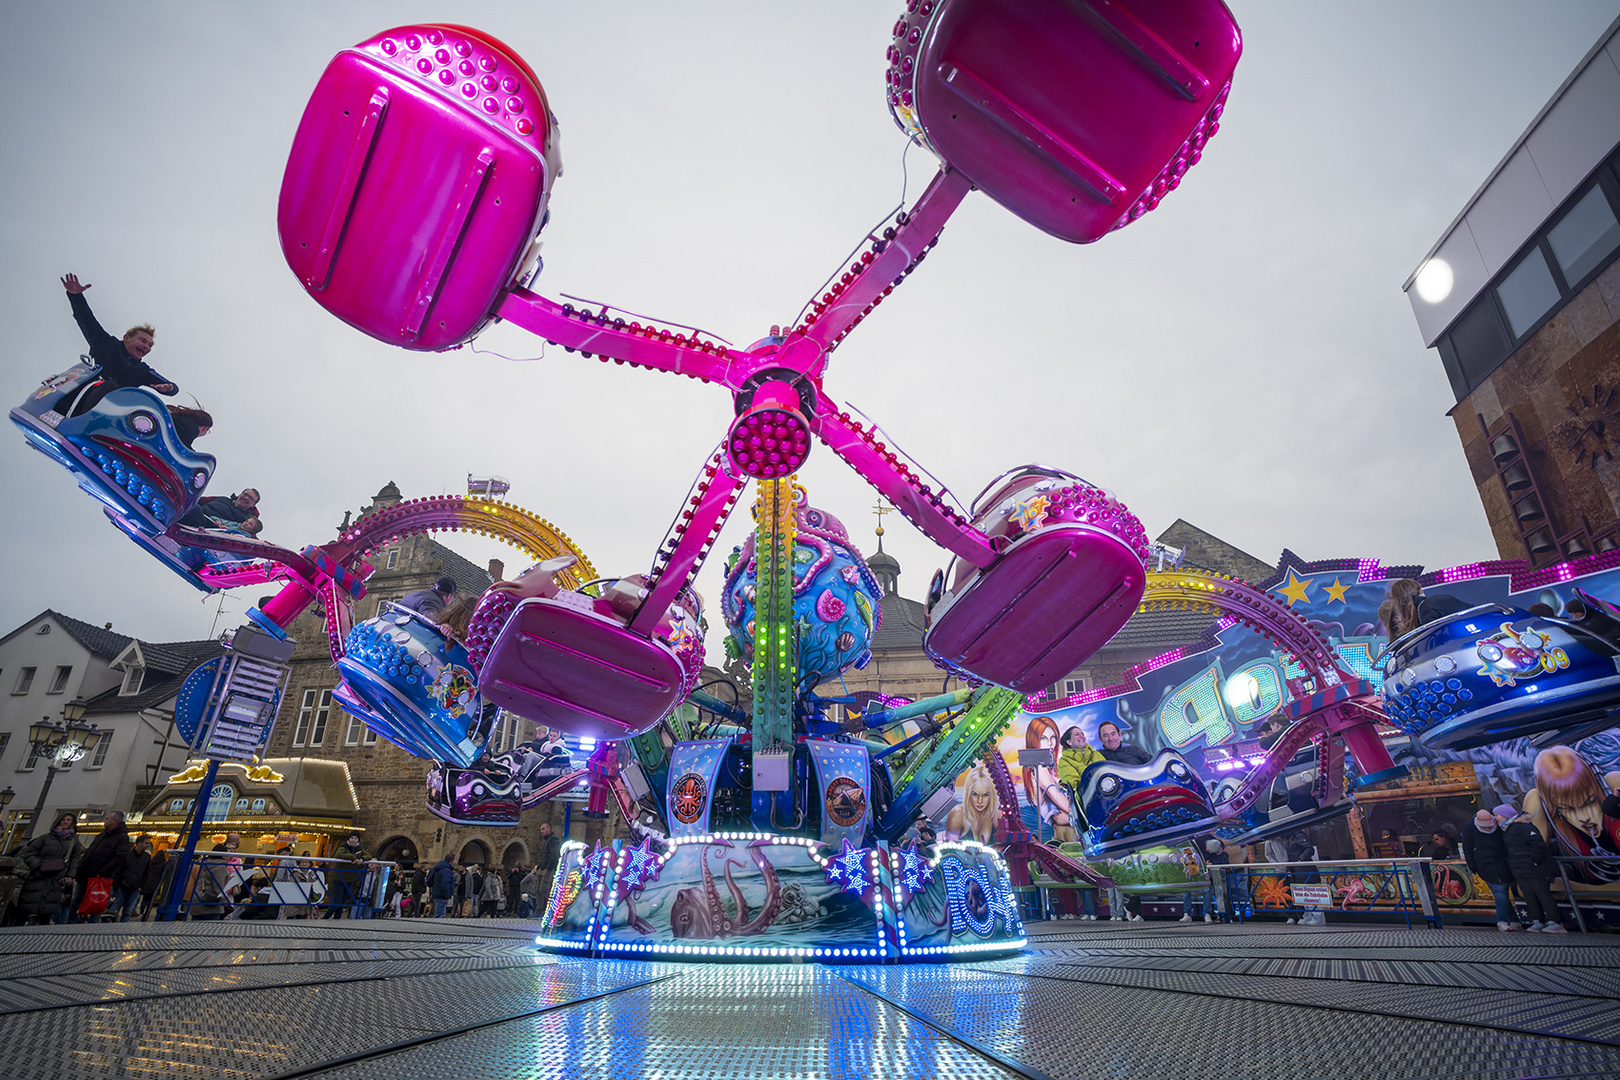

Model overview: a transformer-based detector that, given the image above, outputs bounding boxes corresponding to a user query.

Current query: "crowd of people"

[1462,800,1571,932]
[4,815,567,925]
[8,811,163,925]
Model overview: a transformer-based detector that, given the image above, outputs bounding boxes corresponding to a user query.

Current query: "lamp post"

[21,700,101,841]
[0,786,15,854]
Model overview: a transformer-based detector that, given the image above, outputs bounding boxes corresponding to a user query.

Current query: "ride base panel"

[0,918,1616,1078]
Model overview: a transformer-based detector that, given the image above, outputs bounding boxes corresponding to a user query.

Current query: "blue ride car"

[1380,599,1620,750]
[11,362,214,535]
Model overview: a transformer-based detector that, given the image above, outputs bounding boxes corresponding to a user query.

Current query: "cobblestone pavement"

[0,917,1615,1079]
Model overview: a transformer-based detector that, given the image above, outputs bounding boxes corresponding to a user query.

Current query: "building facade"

[261,482,613,872]
[0,610,213,849]
[1406,18,1620,563]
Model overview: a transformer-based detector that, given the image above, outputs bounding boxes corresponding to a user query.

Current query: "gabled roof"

[0,610,136,659]
[430,539,495,598]
[870,592,927,652]
[1155,519,1274,584]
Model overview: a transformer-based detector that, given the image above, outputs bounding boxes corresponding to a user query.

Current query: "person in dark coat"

[410,865,427,917]
[535,822,562,909]
[179,490,260,530]
[324,833,370,918]
[118,836,154,923]
[1419,830,1458,862]
[1498,802,1566,933]
[15,813,83,924]
[141,845,169,919]
[1096,721,1152,766]
[76,811,135,922]
[140,846,169,919]
[399,577,458,617]
[429,853,458,918]
[1462,808,1518,930]
[506,864,524,911]
[59,273,177,414]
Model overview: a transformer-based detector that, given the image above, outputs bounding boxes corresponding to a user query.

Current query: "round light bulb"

[1414,258,1454,304]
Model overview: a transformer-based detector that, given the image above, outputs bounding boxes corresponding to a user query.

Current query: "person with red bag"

[75,811,134,922]
[15,812,83,925]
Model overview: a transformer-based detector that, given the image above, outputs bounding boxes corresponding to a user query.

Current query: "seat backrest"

[889,0,1241,243]
[279,24,560,351]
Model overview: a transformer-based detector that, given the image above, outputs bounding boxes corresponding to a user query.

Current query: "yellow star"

[1277,569,1312,607]
[1322,577,1350,604]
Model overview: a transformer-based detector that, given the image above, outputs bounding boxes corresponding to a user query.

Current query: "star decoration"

[581,842,611,893]
[1009,495,1051,533]
[823,837,873,896]
[897,840,935,900]
[617,836,662,894]
[1321,577,1349,605]
[665,620,695,651]
[1276,569,1312,607]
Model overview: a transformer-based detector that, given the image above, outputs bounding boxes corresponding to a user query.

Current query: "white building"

[0,611,217,848]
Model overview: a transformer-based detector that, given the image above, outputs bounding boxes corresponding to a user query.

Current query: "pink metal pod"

[888,0,1241,243]
[278,24,561,350]
[924,466,1148,690]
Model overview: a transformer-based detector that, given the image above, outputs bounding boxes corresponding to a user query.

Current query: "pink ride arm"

[629,450,747,637]
[497,289,748,388]
[799,168,973,349]
[810,409,996,569]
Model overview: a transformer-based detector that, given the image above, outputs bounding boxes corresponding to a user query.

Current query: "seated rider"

[398,576,457,618]
[1055,726,1103,827]
[166,406,214,450]
[178,489,261,531]
[58,273,178,415]
[1096,720,1151,766]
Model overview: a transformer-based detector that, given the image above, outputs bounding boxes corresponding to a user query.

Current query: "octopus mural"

[670,841,784,939]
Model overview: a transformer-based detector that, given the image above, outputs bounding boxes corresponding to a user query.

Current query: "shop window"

[1547,182,1620,286]
[12,667,35,695]
[47,665,72,694]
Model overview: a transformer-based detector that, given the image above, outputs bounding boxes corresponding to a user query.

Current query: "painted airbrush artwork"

[942,552,1620,894]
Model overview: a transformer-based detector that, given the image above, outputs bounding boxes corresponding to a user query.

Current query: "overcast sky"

[4,1,1619,663]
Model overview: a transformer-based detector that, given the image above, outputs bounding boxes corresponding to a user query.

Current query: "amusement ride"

[15,0,1620,958]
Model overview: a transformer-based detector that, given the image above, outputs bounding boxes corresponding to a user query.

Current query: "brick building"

[262,482,616,874]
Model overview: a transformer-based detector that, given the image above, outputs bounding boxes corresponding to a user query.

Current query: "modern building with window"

[1405,16,1620,563]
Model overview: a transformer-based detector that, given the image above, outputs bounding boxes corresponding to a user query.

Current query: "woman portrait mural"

[1524,745,1620,885]
[944,762,1000,845]
[1021,715,1075,843]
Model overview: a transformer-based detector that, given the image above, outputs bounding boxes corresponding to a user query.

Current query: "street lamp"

[21,700,101,841]
[0,786,15,854]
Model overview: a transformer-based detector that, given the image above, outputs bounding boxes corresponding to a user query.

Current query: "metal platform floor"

[0,918,1616,1079]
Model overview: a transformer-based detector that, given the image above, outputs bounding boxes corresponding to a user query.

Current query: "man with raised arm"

[59,273,177,413]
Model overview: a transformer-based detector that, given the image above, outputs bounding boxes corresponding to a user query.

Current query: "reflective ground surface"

[0,918,1615,1078]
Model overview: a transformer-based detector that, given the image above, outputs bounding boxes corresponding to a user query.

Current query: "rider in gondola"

[59,273,178,415]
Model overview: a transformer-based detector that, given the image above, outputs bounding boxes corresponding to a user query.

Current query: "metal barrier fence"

[1211,858,1441,929]
[157,851,397,920]
[1550,855,1617,935]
